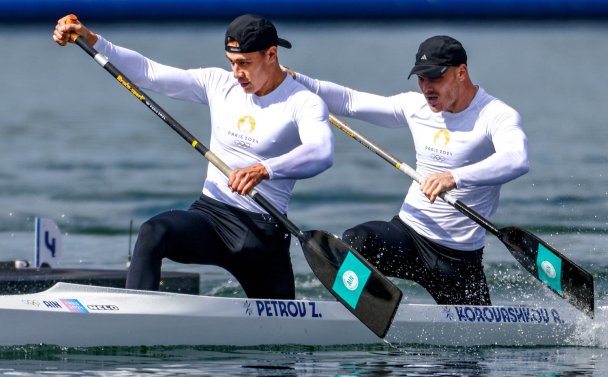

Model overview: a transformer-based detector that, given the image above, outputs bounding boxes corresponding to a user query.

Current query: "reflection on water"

[0,344,603,376]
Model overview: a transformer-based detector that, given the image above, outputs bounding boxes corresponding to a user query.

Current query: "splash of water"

[573,305,608,348]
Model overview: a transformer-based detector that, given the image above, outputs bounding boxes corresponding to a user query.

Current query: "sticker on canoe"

[445,305,565,324]
[247,300,323,318]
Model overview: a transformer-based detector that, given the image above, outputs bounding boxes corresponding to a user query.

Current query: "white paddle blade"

[34,217,62,268]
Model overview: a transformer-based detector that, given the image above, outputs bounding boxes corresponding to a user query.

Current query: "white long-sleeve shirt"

[296,73,529,250]
[93,36,334,214]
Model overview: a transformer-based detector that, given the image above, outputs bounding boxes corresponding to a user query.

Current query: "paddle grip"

[58,14,80,46]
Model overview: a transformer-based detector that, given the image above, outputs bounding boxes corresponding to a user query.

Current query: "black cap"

[225,14,292,53]
[408,36,467,79]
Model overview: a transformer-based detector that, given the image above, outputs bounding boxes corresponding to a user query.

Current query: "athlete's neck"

[255,69,287,96]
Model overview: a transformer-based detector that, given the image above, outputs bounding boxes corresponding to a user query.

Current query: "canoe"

[0,282,597,348]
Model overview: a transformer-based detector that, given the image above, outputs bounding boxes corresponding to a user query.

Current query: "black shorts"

[126,195,294,299]
[342,216,491,305]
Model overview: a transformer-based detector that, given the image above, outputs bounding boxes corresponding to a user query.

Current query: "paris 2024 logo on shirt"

[424,129,453,162]
[228,115,260,149]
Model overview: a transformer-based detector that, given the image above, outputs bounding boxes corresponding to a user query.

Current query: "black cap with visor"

[225,14,292,53]
[408,35,467,79]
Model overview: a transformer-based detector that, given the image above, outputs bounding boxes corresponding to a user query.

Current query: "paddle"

[329,114,594,318]
[61,17,402,338]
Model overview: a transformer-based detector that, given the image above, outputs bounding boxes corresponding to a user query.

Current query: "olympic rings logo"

[235,140,251,149]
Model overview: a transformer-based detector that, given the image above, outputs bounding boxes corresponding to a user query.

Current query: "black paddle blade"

[300,230,403,338]
[499,226,594,317]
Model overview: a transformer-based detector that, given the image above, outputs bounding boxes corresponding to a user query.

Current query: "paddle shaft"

[72,37,306,240]
[329,115,501,236]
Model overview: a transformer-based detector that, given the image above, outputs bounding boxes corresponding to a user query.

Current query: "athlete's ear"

[266,46,278,63]
[457,64,468,82]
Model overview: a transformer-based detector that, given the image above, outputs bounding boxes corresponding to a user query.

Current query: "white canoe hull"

[0,283,595,347]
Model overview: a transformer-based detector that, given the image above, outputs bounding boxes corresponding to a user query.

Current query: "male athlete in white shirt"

[290,36,529,305]
[54,14,334,299]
